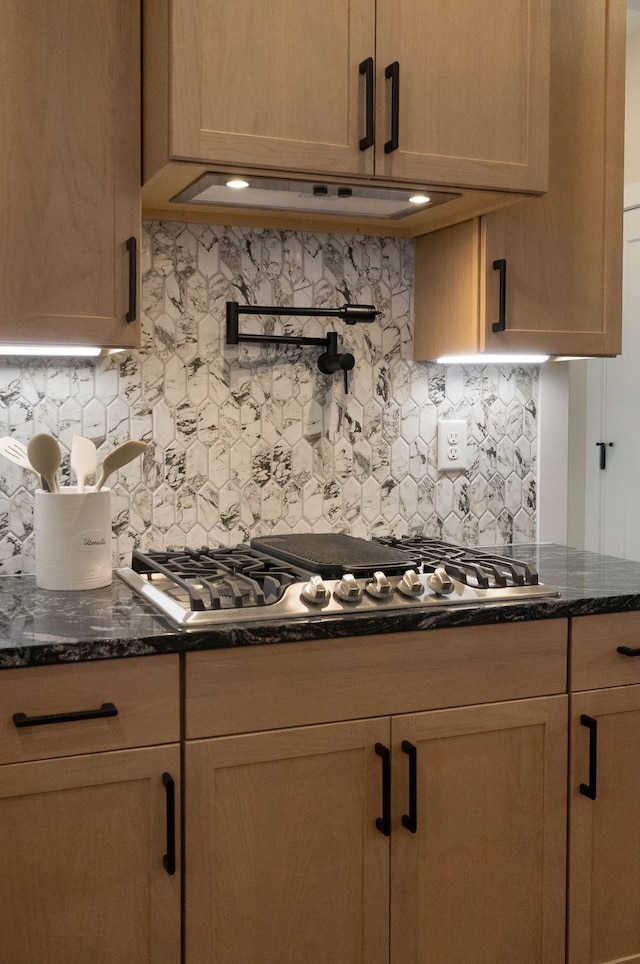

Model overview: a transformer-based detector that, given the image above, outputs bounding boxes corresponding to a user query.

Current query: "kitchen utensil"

[96,440,148,491]
[70,435,97,493]
[27,433,61,493]
[0,436,43,486]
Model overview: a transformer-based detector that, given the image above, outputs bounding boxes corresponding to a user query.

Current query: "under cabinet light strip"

[0,345,102,357]
[435,354,549,365]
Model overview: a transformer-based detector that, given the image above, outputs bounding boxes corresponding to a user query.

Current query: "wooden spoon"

[95,440,149,491]
[27,433,61,493]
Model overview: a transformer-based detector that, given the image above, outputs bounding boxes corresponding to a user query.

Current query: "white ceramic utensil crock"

[34,487,112,590]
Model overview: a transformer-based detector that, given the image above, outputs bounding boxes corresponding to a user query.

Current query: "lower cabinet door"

[569,685,640,964]
[185,717,391,964]
[0,744,180,964]
[390,696,568,964]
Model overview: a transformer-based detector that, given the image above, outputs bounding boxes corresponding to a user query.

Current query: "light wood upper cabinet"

[414,0,625,360]
[142,0,550,234]
[167,0,375,178]
[0,745,180,964]
[0,0,141,349]
[375,0,550,193]
[391,697,567,964]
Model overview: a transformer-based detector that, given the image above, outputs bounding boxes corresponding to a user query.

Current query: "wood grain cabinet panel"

[414,0,625,360]
[0,655,180,764]
[391,696,567,964]
[0,0,140,348]
[185,620,568,738]
[0,744,180,964]
[185,718,390,964]
[571,611,640,690]
[375,0,549,193]
[568,686,640,964]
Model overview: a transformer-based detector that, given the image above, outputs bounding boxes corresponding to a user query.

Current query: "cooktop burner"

[117,536,559,629]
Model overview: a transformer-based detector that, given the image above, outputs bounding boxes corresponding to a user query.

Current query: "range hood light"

[0,345,102,357]
[436,354,550,365]
[173,172,461,219]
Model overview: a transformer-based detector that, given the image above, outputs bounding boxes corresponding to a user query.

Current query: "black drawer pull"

[374,742,391,837]
[359,57,374,150]
[617,646,640,657]
[384,61,400,154]
[492,258,507,332]
[162,772,176,876]
[401,740,417,833]
[579,714,597,800]
[13,702,118,728]
[126,236,137,322]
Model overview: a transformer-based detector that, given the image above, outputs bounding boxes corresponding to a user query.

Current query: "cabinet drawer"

[571,611,640,690]
[0,655,180,764]
[186,620,568,738]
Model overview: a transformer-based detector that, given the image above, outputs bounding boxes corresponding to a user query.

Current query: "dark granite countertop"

[2,543,640,670]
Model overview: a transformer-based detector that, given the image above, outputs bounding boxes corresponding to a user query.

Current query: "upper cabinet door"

[374,0,550,192]
[481,0,625,356]
[0,0,141,349]
[170,0,376,177]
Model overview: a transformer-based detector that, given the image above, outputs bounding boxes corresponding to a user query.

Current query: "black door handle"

[126,236,137,322]
[374,743,391,836]
[162,772,176,876]
[579,715,597,800]
[13,702,118,728]
[617,646,640,657]
[596,442,613,470]
[384,61,400,154]
[401,740,417,833]
[359,57,374,150]
[492,259,507,332]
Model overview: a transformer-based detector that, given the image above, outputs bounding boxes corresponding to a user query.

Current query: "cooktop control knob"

[365,570,392,599]
[334,573,363,603]
[426,566,455,595]
[301,575,330,605]
[397,569,423,597]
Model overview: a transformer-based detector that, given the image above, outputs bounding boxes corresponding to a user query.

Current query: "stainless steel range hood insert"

[171,172,462,220]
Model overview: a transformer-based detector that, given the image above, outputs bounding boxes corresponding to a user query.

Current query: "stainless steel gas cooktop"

[116,534,559,629]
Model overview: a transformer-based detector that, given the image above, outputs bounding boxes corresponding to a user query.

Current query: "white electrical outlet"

[437,419,468,471]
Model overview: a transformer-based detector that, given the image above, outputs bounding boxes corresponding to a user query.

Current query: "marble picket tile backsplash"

[0,221,538,574]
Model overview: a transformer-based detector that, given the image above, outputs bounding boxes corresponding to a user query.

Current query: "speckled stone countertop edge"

[3,543,640,669]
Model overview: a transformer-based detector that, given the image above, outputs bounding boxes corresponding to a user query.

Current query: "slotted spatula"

[0,436,43,487]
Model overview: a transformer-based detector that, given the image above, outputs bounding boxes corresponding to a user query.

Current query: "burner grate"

[375,537,539,589]
[131,546,314,612]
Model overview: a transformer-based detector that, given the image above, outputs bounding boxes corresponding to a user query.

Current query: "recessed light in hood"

[172,172,461,220]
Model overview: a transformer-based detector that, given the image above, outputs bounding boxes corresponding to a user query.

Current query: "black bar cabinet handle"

[13,702,118,728]
[384,61,400,154]
[596,442,613,470]
[374,742,391,836]
[162,772,176,876]
[579,715,597,800]
[401,740,417,833]
[359,57,374,151]
[492,259,507,332]
[617,646,640,657]
[126,236,137,322]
